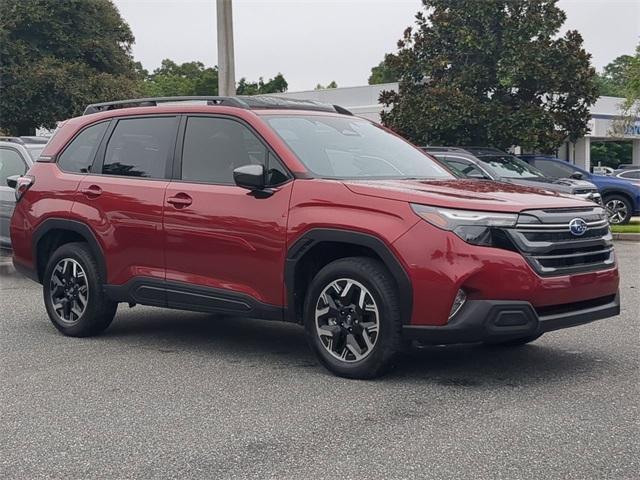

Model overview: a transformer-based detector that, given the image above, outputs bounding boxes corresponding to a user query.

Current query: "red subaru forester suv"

[10,96,620,378]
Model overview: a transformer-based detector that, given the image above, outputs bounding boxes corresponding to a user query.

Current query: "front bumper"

[402,291,620,344]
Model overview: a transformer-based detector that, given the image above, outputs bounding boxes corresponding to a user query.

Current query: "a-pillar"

[574,137,591,171]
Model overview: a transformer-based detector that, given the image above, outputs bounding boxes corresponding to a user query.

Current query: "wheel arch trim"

[285,228,413,324]
[32,218,107,283]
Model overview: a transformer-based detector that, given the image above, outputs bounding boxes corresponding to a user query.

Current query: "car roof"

[83,95,354,116]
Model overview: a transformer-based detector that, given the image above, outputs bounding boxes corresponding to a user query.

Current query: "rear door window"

[103,117,178,179]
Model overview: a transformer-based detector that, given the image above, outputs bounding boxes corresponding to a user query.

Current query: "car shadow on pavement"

[99,307,614,387]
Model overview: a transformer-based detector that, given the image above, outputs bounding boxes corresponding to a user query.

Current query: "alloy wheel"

[49,258,89,325]
[605,199,628,224]
[315,278,379,362]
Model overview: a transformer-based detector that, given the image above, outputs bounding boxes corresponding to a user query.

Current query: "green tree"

[315,81,338,90]
[622,45,640,118]
[596,54,633,97]
[0,0,141,135]
[236,73,288,95]
[368,54,399,84]
[380,0,598,153]
[141,60,219,97]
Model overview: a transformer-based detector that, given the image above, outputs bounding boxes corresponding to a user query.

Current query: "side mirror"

[6,175,19,189]
[233,164,266,191]
[570,172,583,180]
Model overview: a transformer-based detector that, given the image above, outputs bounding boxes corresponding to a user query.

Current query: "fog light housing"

[449,289,467,319]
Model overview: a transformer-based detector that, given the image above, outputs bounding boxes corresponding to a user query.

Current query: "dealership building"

[275,83,640,171]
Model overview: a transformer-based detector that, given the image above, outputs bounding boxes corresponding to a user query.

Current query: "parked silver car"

[0,141,34,249]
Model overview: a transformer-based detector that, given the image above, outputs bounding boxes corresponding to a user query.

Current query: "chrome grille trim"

[506,207,615,276]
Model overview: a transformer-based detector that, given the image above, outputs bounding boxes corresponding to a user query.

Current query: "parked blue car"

[519,155,640,225]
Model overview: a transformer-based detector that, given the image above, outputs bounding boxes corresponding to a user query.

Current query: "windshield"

[478,154,545,179]
[264,115,452,180]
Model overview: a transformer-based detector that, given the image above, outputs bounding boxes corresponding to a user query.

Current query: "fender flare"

[32,218,107,282]
[285,228,413,324]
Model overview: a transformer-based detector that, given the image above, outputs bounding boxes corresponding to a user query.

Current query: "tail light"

[14,175,35,201]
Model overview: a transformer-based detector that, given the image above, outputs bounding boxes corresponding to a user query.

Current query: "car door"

[0,146,29,247]
[163,115,293,316]
[71,115,179,288]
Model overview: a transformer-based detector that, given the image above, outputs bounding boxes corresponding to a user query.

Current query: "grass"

[611,220,640,234]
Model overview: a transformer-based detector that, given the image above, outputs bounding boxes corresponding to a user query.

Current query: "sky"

[113,0,640,92]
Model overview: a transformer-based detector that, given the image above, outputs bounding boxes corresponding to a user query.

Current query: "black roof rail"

[83,95,353,116]
[83,96,250,115]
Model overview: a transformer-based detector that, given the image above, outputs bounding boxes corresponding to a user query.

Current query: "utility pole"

[217,0,236,96]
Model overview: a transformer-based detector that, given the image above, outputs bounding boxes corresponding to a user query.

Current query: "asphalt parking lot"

[0,244,638,480]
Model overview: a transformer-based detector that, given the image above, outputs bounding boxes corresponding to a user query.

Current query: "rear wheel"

[604,195,632,225]
[303,257,402,379]
[43,242,117,337]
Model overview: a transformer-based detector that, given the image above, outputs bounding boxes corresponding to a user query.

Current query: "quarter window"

[103,117,177,179]
[58,122,109,173]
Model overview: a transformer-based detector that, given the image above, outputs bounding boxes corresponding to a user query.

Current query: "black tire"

[604,194,632,225]
[484,333,543,347]
[303,257,402,379]
[43,242,117,337]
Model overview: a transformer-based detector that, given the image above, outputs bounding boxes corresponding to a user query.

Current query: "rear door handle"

[167,194,192,208]
[80,185,102,197]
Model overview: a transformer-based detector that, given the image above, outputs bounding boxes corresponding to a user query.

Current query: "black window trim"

[172,113,293,187]
[0,146,29,188]
[92,114,181,182]
[55,120,112,175]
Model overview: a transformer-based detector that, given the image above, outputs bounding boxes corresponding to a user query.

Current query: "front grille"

[504,206,615,276]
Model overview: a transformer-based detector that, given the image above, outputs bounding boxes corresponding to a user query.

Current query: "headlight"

[411,204,517,247]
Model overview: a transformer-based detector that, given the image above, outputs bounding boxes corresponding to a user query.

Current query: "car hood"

[592,174,640,190]
[343,179,593,212]
[505,177,597,193]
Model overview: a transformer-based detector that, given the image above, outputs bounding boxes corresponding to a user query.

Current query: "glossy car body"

[425,147,602,205]
[519,155,640,222]
[11,100,620,346]
[0,141,33,248]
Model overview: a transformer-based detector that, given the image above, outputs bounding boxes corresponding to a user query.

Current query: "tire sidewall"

[303,259,400,378]
[43,243,112,336]
[605,195,632,224]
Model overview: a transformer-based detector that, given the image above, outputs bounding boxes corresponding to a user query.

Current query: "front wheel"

[303,257,402,379]
[43,242,117,337]
[604,195,632,225]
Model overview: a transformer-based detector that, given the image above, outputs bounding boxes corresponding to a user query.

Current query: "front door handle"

[167,193,192,208]
[80,185,102,197]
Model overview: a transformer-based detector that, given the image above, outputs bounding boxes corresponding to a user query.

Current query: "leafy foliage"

[140,60,288,97]
[622,45,640,119]
[591,141,632,169]
[380,0,599,152]
[368,54,399,85]
[0,0,141,135]
[315,81,338,90]
[596,55,633,97]
[236,73,288,95]
[141,60,219,97]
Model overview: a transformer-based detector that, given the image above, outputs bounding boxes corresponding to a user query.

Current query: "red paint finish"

[71,174,168,284]
[392,220,619,326]
[163,181,293,304]
[11,104,620,329]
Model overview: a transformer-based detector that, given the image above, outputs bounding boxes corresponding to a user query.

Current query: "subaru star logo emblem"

[569,218,588,236]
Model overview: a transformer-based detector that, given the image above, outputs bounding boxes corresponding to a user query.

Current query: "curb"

[613,233,640,242]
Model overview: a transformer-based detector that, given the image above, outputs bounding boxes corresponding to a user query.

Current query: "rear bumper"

[402,291,620,344]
